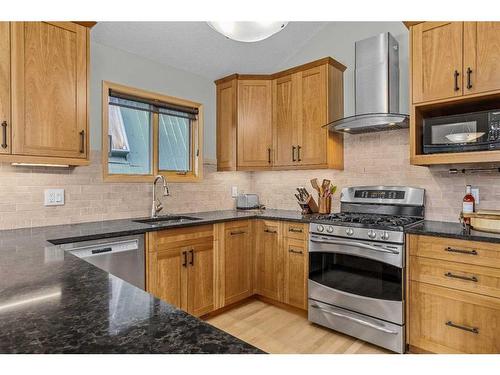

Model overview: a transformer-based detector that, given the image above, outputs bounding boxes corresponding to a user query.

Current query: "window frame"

[102,81,203,183]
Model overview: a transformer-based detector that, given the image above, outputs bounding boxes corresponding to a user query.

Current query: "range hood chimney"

[324,32,408,134]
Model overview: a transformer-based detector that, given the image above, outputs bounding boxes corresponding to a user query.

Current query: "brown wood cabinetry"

[0,22,10,155]
[409,21,500,166]
[215,57,345,171]
[283,223,309,310]
[0,21,90,166]
[407,234,500,353]
[255,220,283,300]
[147,225,215,317]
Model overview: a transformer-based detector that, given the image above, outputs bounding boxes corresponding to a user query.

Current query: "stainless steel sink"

[133,215,202,225]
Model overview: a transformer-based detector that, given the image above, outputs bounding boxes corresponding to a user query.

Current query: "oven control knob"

[345,228,354,236]
[380,231,390,241]
[326,226,334,233]
[368,230,377,239]
[317,224,324,232]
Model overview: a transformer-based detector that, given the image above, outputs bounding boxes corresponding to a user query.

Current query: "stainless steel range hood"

[324,32,408,134]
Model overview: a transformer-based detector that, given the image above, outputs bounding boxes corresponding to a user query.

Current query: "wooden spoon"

[310,178,321,194]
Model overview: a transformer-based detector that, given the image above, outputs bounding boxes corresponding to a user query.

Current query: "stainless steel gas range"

[307,186,425,353]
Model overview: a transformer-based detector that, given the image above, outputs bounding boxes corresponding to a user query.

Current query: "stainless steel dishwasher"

[61,234,145,290]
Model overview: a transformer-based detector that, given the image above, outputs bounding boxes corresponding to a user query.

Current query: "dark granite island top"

[0,209,311,353]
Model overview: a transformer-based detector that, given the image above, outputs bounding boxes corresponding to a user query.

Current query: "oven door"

[308,234,403,324]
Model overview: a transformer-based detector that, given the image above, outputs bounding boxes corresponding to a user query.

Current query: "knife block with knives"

[295,187,319,214]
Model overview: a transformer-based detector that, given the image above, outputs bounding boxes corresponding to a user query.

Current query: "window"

[102,81,203,182]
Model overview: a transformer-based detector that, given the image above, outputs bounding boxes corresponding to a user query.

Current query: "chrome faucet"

[151,175,170,219]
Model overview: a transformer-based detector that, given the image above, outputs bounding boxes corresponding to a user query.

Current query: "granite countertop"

[406,220,500,244]
[0,209,308,354]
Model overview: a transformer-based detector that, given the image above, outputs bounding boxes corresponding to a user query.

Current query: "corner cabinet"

[215,57,345,171]
[0,22,90,166]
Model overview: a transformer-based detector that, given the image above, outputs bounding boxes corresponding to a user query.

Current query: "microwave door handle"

[310,237,399,255]
[310,304,399,334]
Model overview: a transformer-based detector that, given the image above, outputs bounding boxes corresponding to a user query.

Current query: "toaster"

[236,194,261,210]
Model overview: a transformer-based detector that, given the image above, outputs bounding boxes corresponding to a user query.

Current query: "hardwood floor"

[205,298,391,354]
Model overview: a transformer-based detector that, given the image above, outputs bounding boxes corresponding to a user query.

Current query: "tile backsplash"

[1,129,499,230]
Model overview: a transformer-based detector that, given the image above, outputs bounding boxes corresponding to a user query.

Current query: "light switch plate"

[231,186,238,198]
[44,189,65,206]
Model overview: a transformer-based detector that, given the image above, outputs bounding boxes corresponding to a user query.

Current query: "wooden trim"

[73,22,97,28]
[102,80,203,182]
[214,57,347,84]
[0,153,90,166]
[403,21,424,29]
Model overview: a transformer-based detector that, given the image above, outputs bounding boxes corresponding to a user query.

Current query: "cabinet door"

[463,22,500,96]
[255,220,283,301]
[237,80,272,169]
[0,22,10,154]
[216,79,237,171]
[283,237,308,310]
[273,75,298,167]
[148,246,188,311]
[186,240,215,317]
[11,22,88,158]
[223,222,253,305]
[412,22,463,103]
[297,66,328,166]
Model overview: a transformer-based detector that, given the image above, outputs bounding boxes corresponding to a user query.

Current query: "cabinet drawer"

[410,256,500,299]
[284,222,308,240]
[409,282,500,353]
[149,224,213,252]
[410,235,500,269]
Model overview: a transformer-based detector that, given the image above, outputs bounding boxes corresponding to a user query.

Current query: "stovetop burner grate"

[311,212,423,230]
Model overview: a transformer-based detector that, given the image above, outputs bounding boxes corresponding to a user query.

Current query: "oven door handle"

[310,237,399,255]
[310,304,399,335]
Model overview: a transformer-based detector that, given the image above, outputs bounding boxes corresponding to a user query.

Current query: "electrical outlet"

[231,186,238,198]
[44,189,65,206]
[471,188,480,205]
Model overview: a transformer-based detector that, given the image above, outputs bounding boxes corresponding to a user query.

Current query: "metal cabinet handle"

[230,231,246,235]
[446,320,479,334]
[454,70,460,91]
[1,121,7,149]
[289,248,303,255]
[292,146,296,162]
[289,228,303,233]
[79,130,85,153]
[182,251,187,267]
[91,247,112,254]
[466,67,473,89]
[297,145,301,162]
[264,228,277,234]
[267,148,272,164]
[189,249,194,266]
[444,272,478,283]
[310,304,398,334]
[445,247,478,256]
[310,237,400,254]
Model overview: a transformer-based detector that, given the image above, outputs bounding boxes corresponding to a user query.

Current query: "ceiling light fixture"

[207,22,288,42]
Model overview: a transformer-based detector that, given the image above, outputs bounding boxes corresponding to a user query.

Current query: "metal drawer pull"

[289,249,303,255]
[297,145,301,162]
[189,249,194,266]
[182,251,187,267]
[444,272,478,283]
[292,146,296,162]
[310,237,399,255]
[466,67,473,89]
[264,229,277,234]
[445,247,478,256]
[267,147,272,164]
[310,304,398,335]
[289,228,303,233]
[454,70,460,91]
[445,320,479,334]
[1,121,7,149]
[230,231,246,235]
[79,130,85,153]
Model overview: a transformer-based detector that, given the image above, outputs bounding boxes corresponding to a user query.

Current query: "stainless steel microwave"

[423,109,500,154]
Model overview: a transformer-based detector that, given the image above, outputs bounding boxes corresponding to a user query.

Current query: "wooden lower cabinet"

[283,237,308,309]
[147,225,215,317]
[409,282,500,354]
[255,220,283,301]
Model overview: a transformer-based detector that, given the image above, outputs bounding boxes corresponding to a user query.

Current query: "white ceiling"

[91,22,329,81]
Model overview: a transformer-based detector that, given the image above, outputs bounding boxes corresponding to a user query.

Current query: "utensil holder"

[318,196,331,214]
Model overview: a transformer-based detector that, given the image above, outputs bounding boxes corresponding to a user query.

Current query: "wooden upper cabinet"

[0,23,10,155]
[11,22,88,159]
[237,80,272,169]
[412,22,463,103]
[273,74,297,167]
[297,65,328,166]
[216,78,237,171]
[463,22,500,96]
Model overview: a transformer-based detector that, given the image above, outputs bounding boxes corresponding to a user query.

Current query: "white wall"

[90,41,216,160]
[278,22,409,117]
